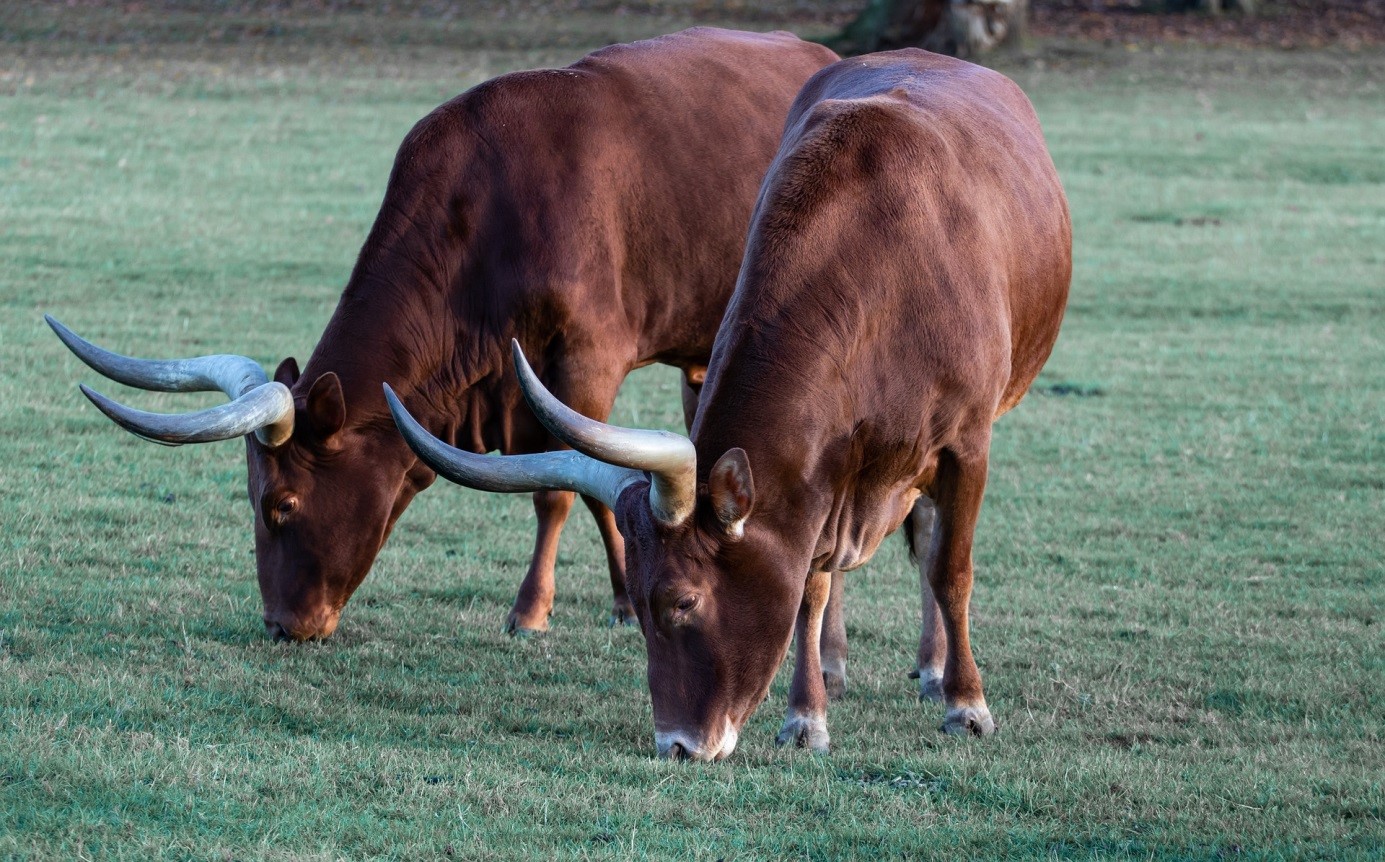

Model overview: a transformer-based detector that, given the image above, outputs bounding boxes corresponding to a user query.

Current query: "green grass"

[2,6,1383,859]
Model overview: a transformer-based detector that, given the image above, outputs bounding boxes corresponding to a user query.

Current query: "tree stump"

[1159,0,1258,12]
[823,0,1029,58]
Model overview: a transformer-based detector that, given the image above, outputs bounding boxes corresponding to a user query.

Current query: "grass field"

[2,4,1383,859]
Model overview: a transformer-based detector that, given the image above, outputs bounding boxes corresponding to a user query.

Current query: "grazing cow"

[387,49,1071,758]
[47,28,838,641]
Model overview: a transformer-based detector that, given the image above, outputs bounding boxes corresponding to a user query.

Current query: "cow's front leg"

[924,448,997,736]
[777,569,832,752]
[581,494,634,625]
[821,571,848,700]
[506,489,575,635]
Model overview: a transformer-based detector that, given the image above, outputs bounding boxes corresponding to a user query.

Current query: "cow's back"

[408,29,839,367]
[703,50,1069,440]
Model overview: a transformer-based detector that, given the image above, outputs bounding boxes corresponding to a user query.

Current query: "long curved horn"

[383,384,641,511]
[46,315,295,447]
[509,340,696,525]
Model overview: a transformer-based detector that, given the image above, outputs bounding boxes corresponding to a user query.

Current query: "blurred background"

[4,1,1381,59]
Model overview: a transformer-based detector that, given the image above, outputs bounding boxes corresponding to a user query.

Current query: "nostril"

[264,621,290,642]
[669,742,689,761]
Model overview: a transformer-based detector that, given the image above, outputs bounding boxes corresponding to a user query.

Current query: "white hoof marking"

[941,704,996,737]
[915,667,945,702]
[776,710,830,753]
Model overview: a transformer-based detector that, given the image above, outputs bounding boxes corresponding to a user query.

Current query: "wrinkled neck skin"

[296,246,528,509]
[301,280,500,456]
[299,106,546,461]
[690,343,898,579]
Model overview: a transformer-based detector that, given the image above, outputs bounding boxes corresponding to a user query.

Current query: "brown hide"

[608,50,1071,758]
[49,29,838,641]
[251,29,838,639]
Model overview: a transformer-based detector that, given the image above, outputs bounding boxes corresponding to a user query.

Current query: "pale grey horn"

[46,315,295,447]
[509,340,696,525]
[383,383,641,510]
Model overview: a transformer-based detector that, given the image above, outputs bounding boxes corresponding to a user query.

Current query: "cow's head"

[48,316,427,641]
[611,461,803,761]
[247,358,432,640]
[386,340,804,761]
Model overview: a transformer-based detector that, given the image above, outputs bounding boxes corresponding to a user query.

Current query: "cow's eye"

[670,594,700,622]
[266,495,298,527]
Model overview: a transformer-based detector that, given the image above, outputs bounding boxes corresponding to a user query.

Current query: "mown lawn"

[1,6,1382,860]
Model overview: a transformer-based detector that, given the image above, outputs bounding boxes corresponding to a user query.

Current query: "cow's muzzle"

[263,607,341,642]
[655,720,739,762]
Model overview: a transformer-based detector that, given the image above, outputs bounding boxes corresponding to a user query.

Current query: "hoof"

[505,611,549,637]
[823,670,847,701]
[776,712,830,753]
[608,598,638,628]
[912,667,945,703]
[940,705,997,737]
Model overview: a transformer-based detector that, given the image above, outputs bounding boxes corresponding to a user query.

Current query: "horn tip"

[77,382,119,415]
[77,382,119,420]
[381,383,415,431]
[45,315,94,361]
[45,314,74,341]
[381,382,400,412]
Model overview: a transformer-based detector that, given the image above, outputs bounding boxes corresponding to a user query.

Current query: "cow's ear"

[305,372,346,440]
[709,447,754,540]
[273,357,300,388]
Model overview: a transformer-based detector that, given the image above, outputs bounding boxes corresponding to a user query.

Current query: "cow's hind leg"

[907,498,946,702]
[923,447,997,737]
[512,361,627,632]
[582,494,634,625]
[776,569,832,753]
[821,571,848,700]
[680,365,706,432]
[507,489,576,635]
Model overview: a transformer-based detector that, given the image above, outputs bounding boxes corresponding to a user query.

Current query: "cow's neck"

[693,355,841,554]
[297,262,512,454]
[691,281,915,574]
[695,379,910,574]
[295,141,533,449]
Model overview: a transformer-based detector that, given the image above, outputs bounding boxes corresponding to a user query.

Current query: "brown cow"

[47,28,838,641]
[388,49,1071,758]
